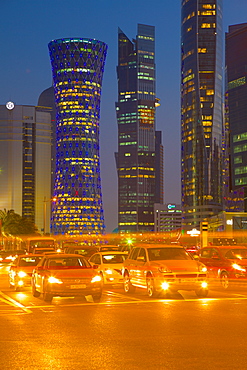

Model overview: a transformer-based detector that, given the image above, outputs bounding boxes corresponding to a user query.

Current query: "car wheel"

[124,272,135,293]
[43,291,53,302]
[92,291,102,302]
[146,276,158,298]
[32,282,41,298]
[195,288,208,298]
[220,272,229,290]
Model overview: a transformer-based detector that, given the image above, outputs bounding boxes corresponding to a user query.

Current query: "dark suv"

[198,246,247,289]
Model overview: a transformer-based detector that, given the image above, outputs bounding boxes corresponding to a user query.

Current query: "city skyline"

[1,0,247,232]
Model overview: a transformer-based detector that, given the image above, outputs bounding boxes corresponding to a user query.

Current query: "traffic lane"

[0,290,247,369]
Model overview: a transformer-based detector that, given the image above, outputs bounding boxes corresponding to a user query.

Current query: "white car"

[89,251,127,285]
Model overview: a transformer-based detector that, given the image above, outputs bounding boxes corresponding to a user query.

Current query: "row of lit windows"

[233,132,247,143]
[233,144,247,154]
[201,23,216,28]
[182,50,194,61]
[138,35,154,41]
[119,166,155,171]
[57,80,101,88]
[119,141,137,146]
[183,74,194,84]
[119,211,137,214]
[235,178,247,186]
[228,77,246,90]
[198,11,215,16]
[235,166,247,175]
[182,11,195,24]
[234,156,242,164]
[119,175,155,178]
[119,222,154,226]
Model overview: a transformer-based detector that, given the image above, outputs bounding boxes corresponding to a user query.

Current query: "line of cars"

[4,242,247,303]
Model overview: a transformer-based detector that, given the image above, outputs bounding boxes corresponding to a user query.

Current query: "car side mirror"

[93,264,98,269]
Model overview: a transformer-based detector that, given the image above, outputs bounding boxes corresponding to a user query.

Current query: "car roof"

[42,253,87,258]
[134,244,185,249]
[203,245,247,250]
[92,251,126,255]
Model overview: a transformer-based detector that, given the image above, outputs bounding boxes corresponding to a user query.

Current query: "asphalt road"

[1,264,247,370]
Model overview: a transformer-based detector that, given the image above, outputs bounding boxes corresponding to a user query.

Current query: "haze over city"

[1,0,247,232]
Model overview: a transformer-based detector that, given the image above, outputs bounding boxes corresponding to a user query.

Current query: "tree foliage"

[0,209,39,235]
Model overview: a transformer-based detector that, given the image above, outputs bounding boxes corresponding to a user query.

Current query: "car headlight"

[18,271,27,278]
[158,266,172,273]
[199,264,207,273]
[232,263,246,272]
[48,276,63,284]
[91,275,102,283]
[105,269,113,275]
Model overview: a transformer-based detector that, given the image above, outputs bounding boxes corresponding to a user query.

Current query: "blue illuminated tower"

[48,38,107,235]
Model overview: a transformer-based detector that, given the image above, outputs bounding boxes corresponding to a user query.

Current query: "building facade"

[181,0,223,229]
[154,203,182,232]
[225,24,247,211]
[48,38,107,235]
[116,24,162,233]
[0,103,52,232]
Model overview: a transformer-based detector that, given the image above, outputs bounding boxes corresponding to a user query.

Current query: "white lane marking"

[0,292,32,313]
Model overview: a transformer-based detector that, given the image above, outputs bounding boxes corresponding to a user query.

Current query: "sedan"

[123,244,208,298]
[89,251,127,285]
[31,254,103,302]
[198,245,247,289]
[9,254,44,291]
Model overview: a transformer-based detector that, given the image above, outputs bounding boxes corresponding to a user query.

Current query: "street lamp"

[43,196,57,235]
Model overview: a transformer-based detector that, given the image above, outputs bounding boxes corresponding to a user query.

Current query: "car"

[32,248,56,254]
[0,250,27,265]
[98,245,120,252]
[31,254,103,303]
[65,246,99,260]
[9,254,44,291]
[198,245,247,289]
[88,251,127,285]
[123,244,208,298]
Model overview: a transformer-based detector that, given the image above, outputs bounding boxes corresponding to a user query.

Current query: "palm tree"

[0,209,39,235]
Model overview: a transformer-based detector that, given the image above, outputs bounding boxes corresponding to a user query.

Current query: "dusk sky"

[1,0,247,233]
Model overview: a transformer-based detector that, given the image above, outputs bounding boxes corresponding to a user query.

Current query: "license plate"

[180,279,196,283]
[70,284,86,289]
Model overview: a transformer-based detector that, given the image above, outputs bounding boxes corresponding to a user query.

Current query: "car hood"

[150,259,201,272]
[47,268,97,278]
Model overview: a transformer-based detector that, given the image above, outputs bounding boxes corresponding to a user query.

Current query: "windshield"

[30,240,55,247]
[224,249,247,260]
[148,248,192,261]
[47,256,90,268]
[102,254,126,264]
[19,256,43,267]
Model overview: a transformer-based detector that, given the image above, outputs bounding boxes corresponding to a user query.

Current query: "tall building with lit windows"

[48,38,107,235]
[0,103,52,232]
[181,0,223,229]
[226,24,247,211]
[115,24,161,233]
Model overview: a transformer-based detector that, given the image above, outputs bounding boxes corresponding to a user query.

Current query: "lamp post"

[43,196,57,235]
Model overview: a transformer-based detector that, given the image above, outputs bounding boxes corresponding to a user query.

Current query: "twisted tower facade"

[48,38,107,235]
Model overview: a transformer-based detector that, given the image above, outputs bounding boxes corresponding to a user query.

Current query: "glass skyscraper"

[48,38,107,235]
[115,24,160,233]
[181,0,223,228]
[226,24,247,211]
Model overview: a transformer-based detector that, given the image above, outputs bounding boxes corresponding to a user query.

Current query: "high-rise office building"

[115,24,161,233]
[181,0,223,229]
[0,103,52,232]
[48,38,107,235]
[226,24,247,211]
